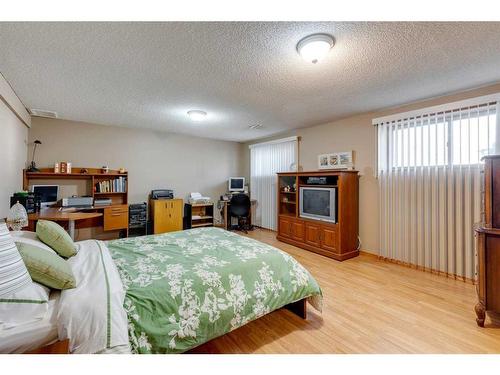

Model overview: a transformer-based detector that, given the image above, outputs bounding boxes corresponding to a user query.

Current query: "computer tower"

[10,193,39,214]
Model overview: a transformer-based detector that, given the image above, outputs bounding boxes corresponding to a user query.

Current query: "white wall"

[28,118,243,213]
[0,74,29,218]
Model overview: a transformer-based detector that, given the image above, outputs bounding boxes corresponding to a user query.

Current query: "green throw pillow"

[36,220,77,258]
[15,241,76,290]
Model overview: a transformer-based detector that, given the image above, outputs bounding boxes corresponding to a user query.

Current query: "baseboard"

[363,251,476,285]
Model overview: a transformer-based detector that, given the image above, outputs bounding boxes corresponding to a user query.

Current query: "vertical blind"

[374,96,499,280]
[250,137,298,230]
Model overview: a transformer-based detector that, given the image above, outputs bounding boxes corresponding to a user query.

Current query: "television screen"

[229,177,244,191]
[302,189,331,217]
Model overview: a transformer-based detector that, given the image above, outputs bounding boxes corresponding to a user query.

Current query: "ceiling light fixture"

[187,110,207,122]
[296,33,335,64]
[249,124,263,130]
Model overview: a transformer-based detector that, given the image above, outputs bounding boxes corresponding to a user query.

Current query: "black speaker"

[10,192,39,214]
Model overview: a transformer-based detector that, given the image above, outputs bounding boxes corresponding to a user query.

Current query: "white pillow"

[10,231,38,240]
[0,223,49,329]
[0,224,32,296]
[10,231,57,255]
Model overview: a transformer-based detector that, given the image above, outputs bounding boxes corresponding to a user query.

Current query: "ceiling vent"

[29,109,58,119]
[249,124,263,130]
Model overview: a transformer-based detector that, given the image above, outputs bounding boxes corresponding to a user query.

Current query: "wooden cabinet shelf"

[277,171,359,261]
[192,215,213,220]
[94,192,127,195]
[192,222,214,228]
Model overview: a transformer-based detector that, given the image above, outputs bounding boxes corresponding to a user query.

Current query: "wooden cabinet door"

[291,220,305,241]
[167,199,183,232]
[153,199,183,234]
[278,216,292,238]
[305,222,321,247]
[153,200,169,234]
[320,226,338,253]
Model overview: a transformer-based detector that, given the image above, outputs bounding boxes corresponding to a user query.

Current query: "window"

[374,95,499,280]
[249,137,298,231]
[380,104,497,170]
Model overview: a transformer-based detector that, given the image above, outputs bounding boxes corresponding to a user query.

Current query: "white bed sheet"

[0,292,60,353]
[58,239,130,354]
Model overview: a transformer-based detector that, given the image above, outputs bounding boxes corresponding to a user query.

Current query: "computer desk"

[219,199,257,230]
[28,208,103,240]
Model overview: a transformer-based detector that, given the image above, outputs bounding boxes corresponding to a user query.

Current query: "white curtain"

[375,97,498,280]
[250,137,298,230]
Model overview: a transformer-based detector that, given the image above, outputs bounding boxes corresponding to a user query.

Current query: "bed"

[4,227,322,354]
[0,292,60,353]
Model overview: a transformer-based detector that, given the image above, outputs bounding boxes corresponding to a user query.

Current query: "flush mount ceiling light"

[187,110,207,122]
[296,33,335,64]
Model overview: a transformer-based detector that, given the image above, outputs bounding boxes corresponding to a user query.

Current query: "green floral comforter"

[107,227,322,353]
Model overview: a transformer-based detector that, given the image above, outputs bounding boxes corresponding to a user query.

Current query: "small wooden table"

[28,208,102,240]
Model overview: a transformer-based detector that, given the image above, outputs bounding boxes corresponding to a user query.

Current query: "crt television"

[228,177,245,192]
[31,185,59,207]
[299,186,336,223]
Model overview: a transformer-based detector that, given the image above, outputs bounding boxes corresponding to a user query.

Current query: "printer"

[150,189,174,200]
[58,196,94,207]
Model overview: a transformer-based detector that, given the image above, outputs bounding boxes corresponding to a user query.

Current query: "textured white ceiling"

[0,22,499,142]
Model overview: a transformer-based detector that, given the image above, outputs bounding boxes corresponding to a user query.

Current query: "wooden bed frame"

[284,298,307,319]
[26,339,69,354]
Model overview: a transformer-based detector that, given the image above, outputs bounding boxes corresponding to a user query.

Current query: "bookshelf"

[23,167,128,206]
[184,203,214,229]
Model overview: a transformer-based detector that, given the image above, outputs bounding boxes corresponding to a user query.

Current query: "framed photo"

[318,154,329,169]
[318,151,353,170]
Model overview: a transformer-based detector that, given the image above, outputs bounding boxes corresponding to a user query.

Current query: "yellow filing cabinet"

[150,199,183,234]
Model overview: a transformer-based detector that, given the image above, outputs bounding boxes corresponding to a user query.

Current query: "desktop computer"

[31,185,58,208]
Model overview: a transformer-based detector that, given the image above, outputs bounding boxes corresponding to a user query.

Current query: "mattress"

[0,292,60,353]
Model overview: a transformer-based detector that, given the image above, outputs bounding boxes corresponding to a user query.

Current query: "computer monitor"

[228,177,245,192]
[32,185,59,207]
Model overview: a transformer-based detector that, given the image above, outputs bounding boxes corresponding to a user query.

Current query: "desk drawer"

[104,206,128,231]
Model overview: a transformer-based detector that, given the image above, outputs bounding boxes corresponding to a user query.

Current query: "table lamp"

[27,139,42,172]
[6,201,28,231]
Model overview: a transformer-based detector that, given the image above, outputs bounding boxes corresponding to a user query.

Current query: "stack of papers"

[189,192,212,204]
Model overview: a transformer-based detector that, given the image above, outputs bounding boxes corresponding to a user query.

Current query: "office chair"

[229,193,252,233]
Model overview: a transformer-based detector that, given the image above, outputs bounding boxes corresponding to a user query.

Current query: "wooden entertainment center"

[276,170,359,261]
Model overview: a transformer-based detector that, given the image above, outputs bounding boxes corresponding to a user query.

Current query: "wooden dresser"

[276,171,359,261]
[150,198,183,234]
[475,155,500,327]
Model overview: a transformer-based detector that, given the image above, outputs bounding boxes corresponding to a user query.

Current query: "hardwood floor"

[190,228,500,354]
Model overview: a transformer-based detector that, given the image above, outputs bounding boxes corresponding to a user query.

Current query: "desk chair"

[229,193,252,233]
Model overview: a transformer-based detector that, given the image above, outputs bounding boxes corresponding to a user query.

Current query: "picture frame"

[318,151,353,170]
[318,154,329,169]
